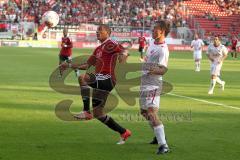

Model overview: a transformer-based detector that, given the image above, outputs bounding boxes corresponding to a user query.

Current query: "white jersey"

[191,39,204,51]
[141,41,169,90]
[140,41,169,109]
[206,43,228,64]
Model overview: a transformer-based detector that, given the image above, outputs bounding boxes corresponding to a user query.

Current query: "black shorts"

[232,46,236,51]
[59,55,72,63]
[87,73,115,107]
[139,47,144,53]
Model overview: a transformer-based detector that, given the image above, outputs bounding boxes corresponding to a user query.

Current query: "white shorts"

[139,88,160,110]
[193,50,202,60]
[210,62,222,76]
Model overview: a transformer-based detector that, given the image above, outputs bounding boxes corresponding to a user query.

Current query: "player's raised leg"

[74,73,92,120]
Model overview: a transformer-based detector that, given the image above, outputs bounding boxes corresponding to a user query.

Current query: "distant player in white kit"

[191,34,204,72]
[140,20,170,155]
[206,36,228,94]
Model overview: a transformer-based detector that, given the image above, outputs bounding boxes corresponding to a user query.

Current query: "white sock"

[198,61,201,69]
[210,79,217,91]
[153,124,167,145]
[216,77,223,85]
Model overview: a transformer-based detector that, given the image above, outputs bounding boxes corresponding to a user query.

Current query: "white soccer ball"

[42,11,59,28]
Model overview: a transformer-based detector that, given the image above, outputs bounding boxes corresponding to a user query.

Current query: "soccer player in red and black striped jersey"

[61,24,131,144]
[59,28,73,77]
[231,36,238,58]
[58,28,79,77]
[138,32,147,61]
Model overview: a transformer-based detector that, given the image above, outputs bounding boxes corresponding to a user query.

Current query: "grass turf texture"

[0,47,240,160]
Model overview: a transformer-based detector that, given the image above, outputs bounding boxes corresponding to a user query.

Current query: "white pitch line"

[167,93,240,110]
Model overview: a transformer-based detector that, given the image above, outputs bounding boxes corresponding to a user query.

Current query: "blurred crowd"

[0,0,239,26]
[0,0,187,28]
[203,0,240,15]
[0,0,239,40]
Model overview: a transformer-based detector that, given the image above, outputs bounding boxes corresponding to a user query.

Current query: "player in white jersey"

[206,36,228,94]
[140,21,170,155]
[191,34,204,72]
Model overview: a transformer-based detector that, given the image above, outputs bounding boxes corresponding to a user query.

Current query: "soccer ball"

[42,11,59,28]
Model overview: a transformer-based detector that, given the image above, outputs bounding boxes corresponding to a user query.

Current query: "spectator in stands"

[215,23,221,29]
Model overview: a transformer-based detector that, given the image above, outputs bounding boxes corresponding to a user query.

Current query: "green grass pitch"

[0,47,239,160]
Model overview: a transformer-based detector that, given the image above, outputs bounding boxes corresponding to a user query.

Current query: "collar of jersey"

[101,38,110,45]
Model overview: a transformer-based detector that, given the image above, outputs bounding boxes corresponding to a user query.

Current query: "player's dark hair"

[99,24,111,35]
[155,20,171,37]
[214,35,221,40]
